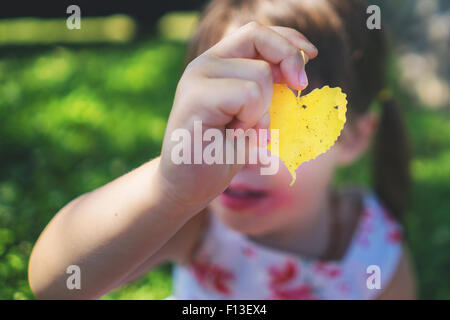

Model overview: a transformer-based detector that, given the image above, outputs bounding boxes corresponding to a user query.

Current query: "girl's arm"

[109,209,208,290]
[28,157,206,299]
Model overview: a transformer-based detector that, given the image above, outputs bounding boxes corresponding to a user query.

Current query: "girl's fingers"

[191,78,266,129]
[186,22,319,132]
[201,57,274,116]
[207,21,311,90]
[268,26,318,63]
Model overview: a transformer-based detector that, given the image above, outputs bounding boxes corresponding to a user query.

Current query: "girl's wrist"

[150,157,207,220]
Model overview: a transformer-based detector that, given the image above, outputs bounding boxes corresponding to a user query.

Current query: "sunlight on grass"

[0,15,136,44]
[158,11,199,41]
[413,150,450,183]
[0,38,185,299]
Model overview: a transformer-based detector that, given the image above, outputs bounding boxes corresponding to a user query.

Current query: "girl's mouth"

[220,184,270,211]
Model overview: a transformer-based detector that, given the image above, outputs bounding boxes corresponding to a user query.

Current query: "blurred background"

[0,0,448,299]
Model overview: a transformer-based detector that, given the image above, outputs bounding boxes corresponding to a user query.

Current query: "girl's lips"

[219,184,270,211]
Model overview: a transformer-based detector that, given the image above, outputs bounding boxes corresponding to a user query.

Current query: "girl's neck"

[248,189,333,260]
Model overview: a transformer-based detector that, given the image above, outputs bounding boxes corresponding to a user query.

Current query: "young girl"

[28,0,417,299]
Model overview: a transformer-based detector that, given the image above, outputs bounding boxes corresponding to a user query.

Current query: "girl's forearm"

[28,157,203,299]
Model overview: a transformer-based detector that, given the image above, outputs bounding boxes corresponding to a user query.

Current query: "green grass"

[0,37,449,300]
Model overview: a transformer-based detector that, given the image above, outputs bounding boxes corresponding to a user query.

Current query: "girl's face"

[209,25,378,237]
[210,143,340,236]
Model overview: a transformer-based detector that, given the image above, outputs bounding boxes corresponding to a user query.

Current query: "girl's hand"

[159,21,318,210]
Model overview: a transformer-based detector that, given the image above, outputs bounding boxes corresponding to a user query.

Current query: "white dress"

[171,192,403,300]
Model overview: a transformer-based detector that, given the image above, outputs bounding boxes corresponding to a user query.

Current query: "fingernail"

[299,69,308,89]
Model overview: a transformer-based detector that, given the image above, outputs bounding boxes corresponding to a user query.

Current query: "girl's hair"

[185,0,410,221]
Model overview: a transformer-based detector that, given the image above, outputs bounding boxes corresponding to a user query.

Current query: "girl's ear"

[337,111,378,165]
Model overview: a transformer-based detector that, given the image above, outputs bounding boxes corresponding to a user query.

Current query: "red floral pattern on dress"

[387,228,403,243]
[337,282,350,294]
[190,259,235,296]
[268,260,298,285]
[242,246,256,258]
[267,260,317,300]
[271,284,317,300]
[313,262,342,278]
[381,208,403,243]
[356,208,374,247]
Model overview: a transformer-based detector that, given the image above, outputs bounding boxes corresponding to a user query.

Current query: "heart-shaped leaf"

[268,84,347,185]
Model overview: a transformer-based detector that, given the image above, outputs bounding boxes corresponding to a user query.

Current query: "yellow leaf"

[268,84,347,185]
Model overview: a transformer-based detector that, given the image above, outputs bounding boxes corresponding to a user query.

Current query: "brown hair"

[185,0,410,221]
